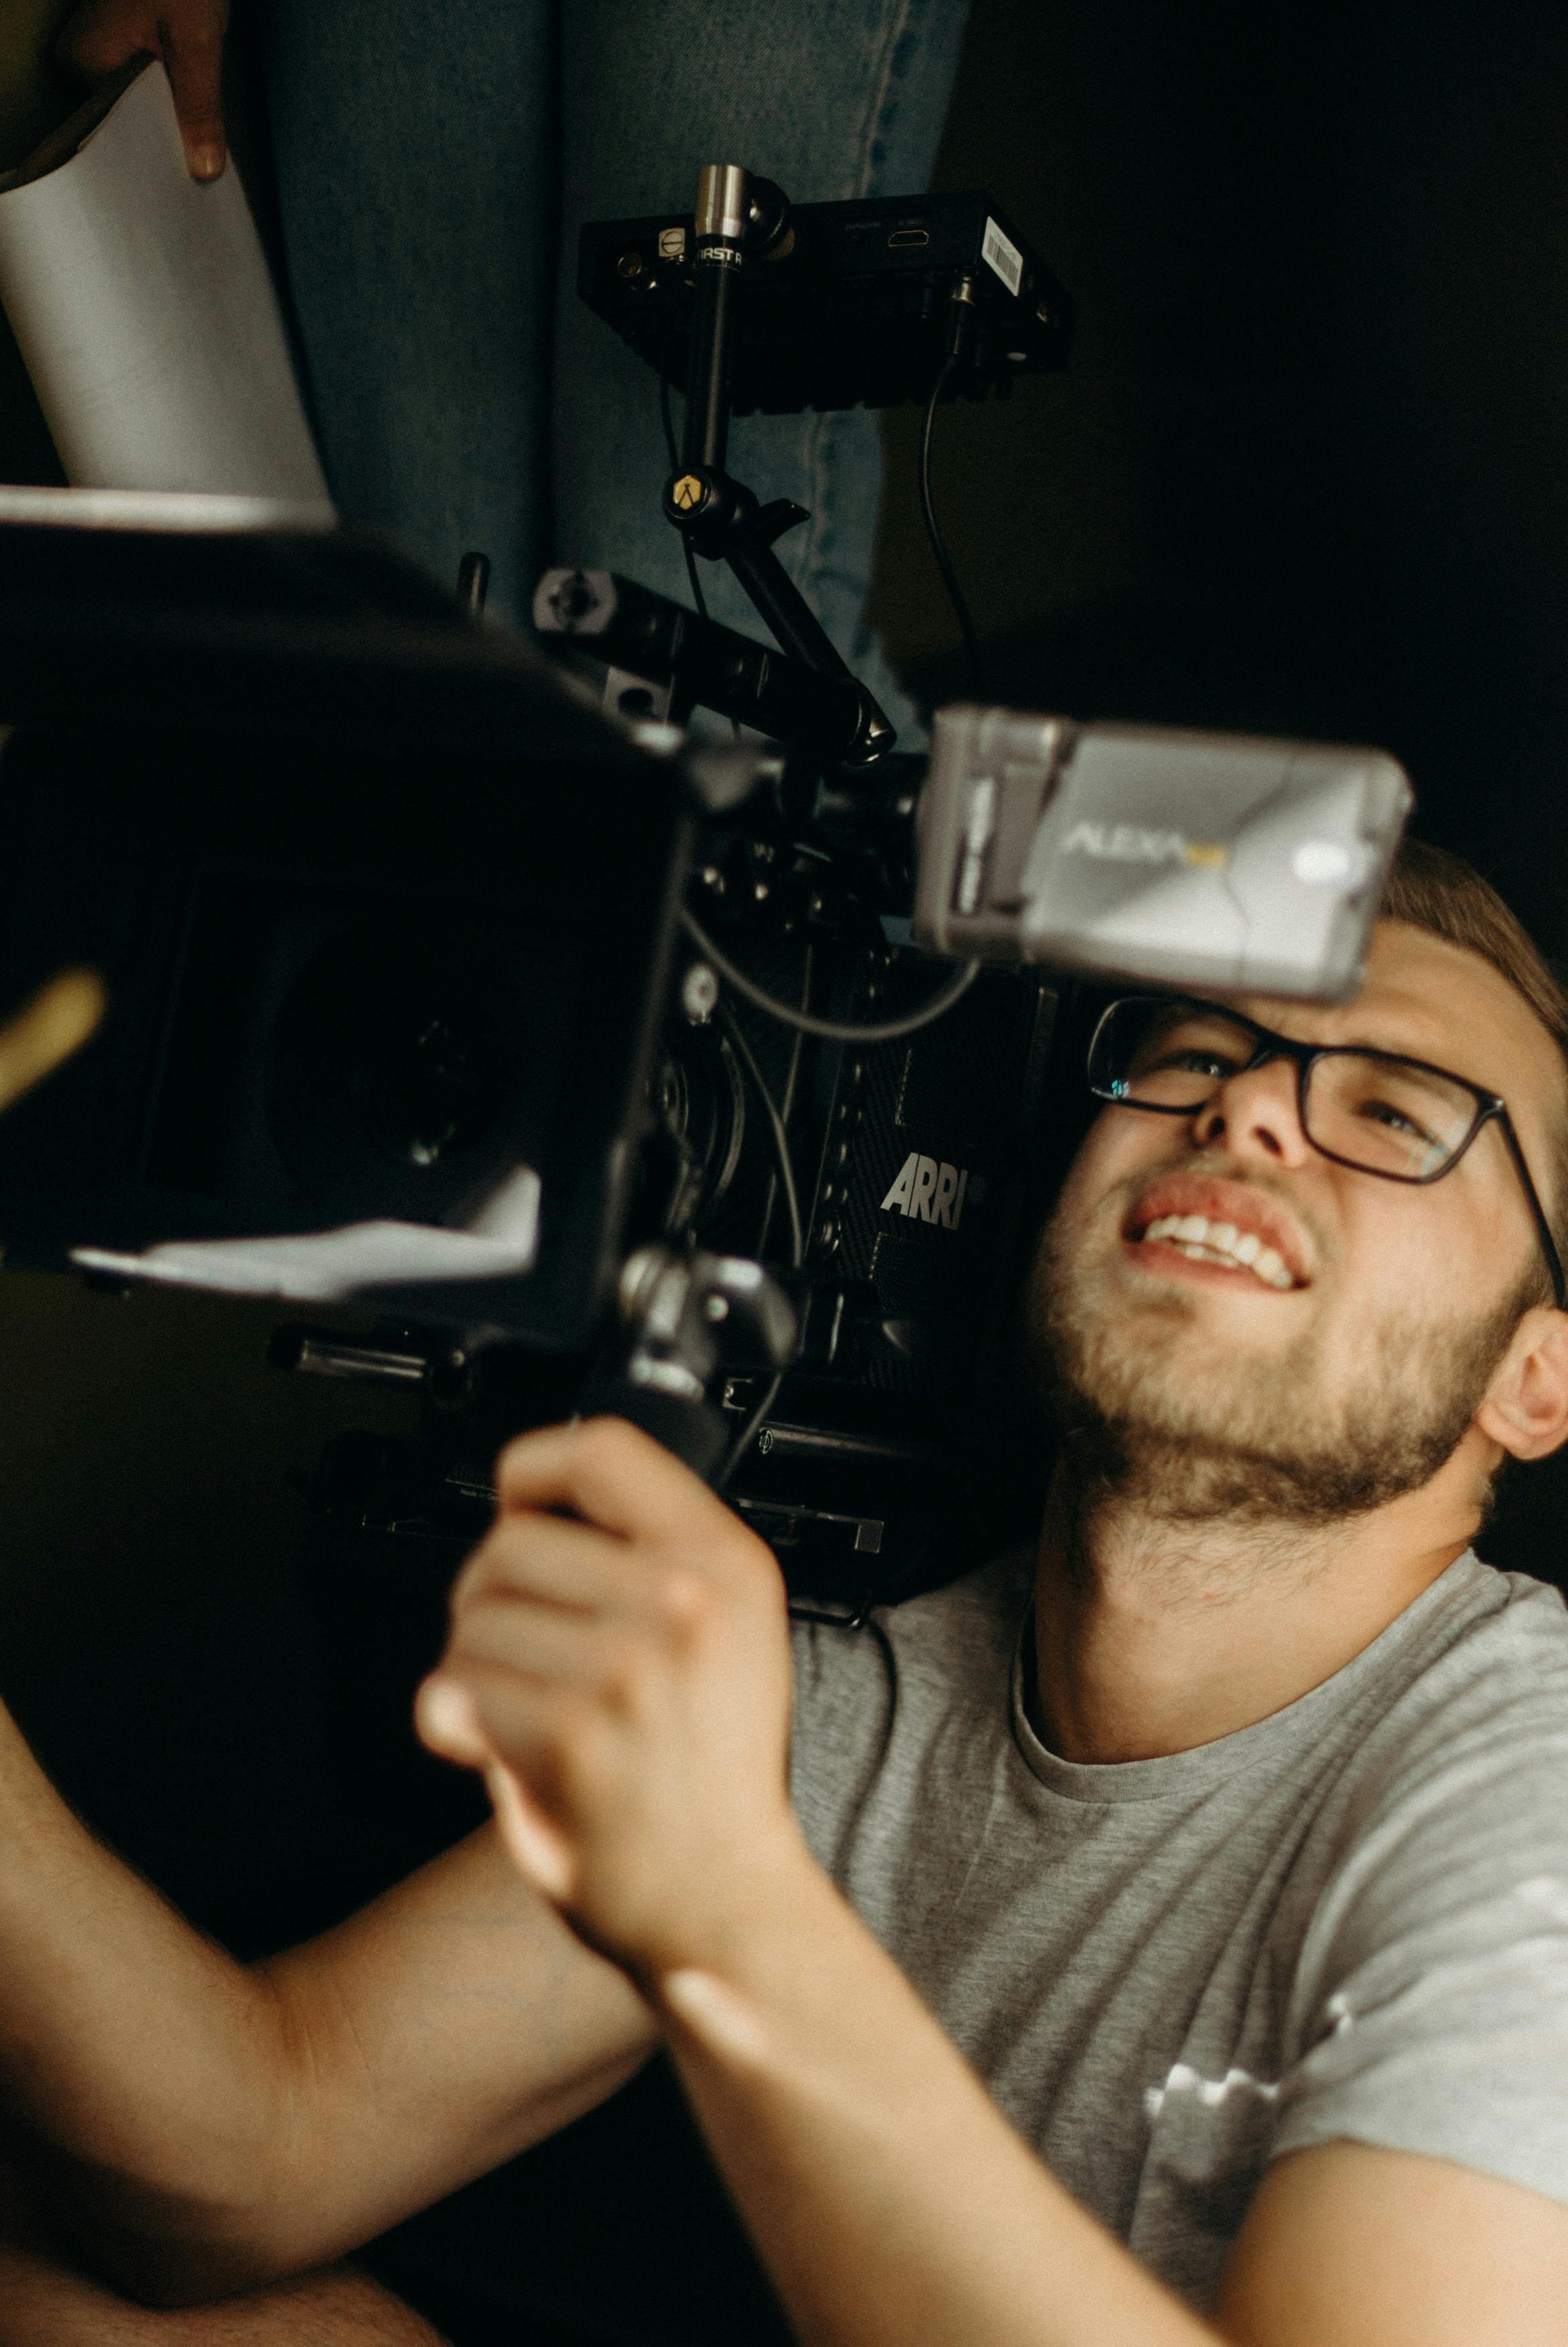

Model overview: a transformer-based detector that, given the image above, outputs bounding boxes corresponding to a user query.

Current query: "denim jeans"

[258,0,971,730]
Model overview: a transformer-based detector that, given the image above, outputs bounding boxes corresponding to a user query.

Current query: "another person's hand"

[55,0,229,181]
[417,1417,809,1984]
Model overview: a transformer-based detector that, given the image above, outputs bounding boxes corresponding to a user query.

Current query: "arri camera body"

[0,164,1411,1608]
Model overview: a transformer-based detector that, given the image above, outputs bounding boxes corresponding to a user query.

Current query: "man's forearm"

[0,2241,448,2346]
[0,1697,659,2296]
[655,1857,1217,2347]
[0,1703,290,2274]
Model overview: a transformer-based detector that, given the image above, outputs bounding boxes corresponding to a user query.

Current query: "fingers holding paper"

[416,1417,813,1982]
[57,0,230,181]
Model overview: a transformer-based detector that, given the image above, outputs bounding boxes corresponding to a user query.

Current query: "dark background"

[882,0,1568,965]
[0,1,1566,2336]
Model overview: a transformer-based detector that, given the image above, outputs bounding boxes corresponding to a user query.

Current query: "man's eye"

[1357,1096,1439,1146]
[1149,1047,1239,1079]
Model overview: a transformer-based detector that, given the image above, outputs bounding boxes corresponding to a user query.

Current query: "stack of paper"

[0,57,331,506]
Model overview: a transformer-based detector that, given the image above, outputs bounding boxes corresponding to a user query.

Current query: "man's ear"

[1476,1307,1568,1462]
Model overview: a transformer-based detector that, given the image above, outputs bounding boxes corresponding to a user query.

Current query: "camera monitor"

[579,189,1073,415]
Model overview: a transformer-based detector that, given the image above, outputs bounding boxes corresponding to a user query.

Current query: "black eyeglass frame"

[1086,994,1567,1312]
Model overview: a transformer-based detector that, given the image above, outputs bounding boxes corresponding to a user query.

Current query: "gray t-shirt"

[788,1547,1568,2309]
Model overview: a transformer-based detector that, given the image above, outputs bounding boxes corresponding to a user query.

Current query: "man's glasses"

[1086,994,1567,1309]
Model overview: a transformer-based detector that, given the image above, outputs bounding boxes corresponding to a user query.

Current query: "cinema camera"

[0,166,1411,1604]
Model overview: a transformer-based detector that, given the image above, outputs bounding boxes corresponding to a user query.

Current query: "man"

[416,838,1568,2345]
[3,841,1567,2343]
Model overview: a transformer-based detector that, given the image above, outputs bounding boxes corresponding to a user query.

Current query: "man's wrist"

[643,1830,870,2053]
[635,1818,837,2000]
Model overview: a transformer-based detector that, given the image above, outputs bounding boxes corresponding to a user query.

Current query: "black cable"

[919,357,985,701]
[715,1370,783,1493]
[712,1003,801,1487]
[683,539,713,632]
[684,907,980,1043]
[759,940,811,1261]
[715,1002,803,1269]
[658,346,681,478]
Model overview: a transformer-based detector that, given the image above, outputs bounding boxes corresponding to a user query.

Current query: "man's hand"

[417,1416,812,1981]
[56,0,229,181]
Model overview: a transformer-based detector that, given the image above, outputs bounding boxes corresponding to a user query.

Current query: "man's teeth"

[1140,1212,1295,1289]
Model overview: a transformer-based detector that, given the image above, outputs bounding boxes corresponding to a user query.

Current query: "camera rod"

[663,164,896,770]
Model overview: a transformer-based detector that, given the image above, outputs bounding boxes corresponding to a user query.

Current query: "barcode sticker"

[981,217,1023,298]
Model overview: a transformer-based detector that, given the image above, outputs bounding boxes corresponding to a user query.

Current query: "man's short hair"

[1381,836,1568,1256]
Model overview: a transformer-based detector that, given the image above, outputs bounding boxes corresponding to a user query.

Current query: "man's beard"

[1032,1185,1534,1529]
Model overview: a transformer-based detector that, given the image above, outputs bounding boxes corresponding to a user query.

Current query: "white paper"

[0,60,332,506]
[70,1195,541,1304]
[0,484,334,533]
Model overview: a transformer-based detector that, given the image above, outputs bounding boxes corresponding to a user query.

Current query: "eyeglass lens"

[1090,1000,1480,1181]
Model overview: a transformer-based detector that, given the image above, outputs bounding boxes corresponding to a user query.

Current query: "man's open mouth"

[1123,1176,1310,1292]
[1137,1210,1294,1288]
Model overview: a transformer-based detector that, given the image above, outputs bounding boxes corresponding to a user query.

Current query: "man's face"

[1033,919,1567,1523]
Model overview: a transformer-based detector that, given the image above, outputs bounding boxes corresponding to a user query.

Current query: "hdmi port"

[887,228,930,248]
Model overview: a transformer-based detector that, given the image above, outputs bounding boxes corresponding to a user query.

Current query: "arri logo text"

[880,1151,971,1230]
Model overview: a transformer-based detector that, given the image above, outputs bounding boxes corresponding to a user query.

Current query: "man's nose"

[1192,1056,1313,1165]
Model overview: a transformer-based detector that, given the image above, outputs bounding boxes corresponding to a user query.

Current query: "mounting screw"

[681,962,719,1023]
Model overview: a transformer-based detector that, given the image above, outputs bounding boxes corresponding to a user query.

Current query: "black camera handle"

[662,164,897,771]
[577,1244,799,1482]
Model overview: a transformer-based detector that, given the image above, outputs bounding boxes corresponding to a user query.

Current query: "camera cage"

[0,167,1407,1608]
